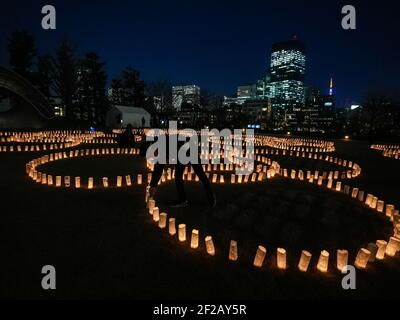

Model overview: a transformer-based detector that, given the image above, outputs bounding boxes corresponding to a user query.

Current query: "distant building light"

[351,105,361,110]
[345,135,350,140]
[324,102,333,107]
[287,131,291,135]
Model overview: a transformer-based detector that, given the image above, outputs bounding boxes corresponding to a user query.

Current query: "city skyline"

[0,1,399,106]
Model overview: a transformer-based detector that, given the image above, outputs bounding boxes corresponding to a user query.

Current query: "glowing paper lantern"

[298,250,312,272]
[205,236,215,256]
[377,200,385,213]
[178,224,186,242]
[336,249,348,272]
[48,175,53,186]
[386,204,395,218]
[159,213,167,229]
[117,176,122,187]
[231,174,235,184]
[169,218,176,236]
[376,240,387,260]
[148,199,155,214]
[335,181,341,192]
[253,246,267,268]
[190,229,199,249]
[102,177,109,188]
[56,176,62,187]
[367,243,378,262]
[64,176,70,187]
[370,197,378,209]
[229,240,238,261]
[365,194,373,207]
[327,179,333,189]
[137,174,142,185]
[385,237,400,257]
[75,177,81,188]
[317,250,329,272]
[354,248,371,269]
[125,175,132,186]
[277,248,287,269]
[88,177,94,189]
[153,207,160,222]
[351,188,359,199]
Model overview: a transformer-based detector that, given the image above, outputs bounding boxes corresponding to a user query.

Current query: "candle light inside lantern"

[117,176,122,187]
[298,250,312,272]
[169,218,176,236]
[354,248,371,269]
[153,207,160,222]
[385,237,400,257]
[103,177,109,188]
[178,224,186,242]
[337,249,348,272]
[253,246,267,268]
[376,240,387,260]
[317,250,329,272]
[336,181,341,192]
[191,229,199,249]
[205,236,215,256]
[56,176,62,187]
[88,177,94,189]
[75,177,81,188]
[148,199,155,214]
[126,175,132,186]
[277,248,287,269]
[159,212,167,229]
[48,175,53,186]
[229,240,238,261]
[137,174,142,185]
[64,176,70,187]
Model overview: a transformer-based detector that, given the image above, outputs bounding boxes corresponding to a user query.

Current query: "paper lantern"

[354,248,371,269]
[370,197,378,209]
[41,173,47,185]
[317,176,323,186]
[327,179,333,189]
[169,218,176,236]
[159,212,167,229]
[64,176,70,187]
[56,176,62,187]
[386,204,395,218]
[190,229,199,249]
[298,250,312,272]
[336,249,348,272]
[335,181,341,192]
[125,175,132,186]
[75,177,81,188]
[102,177,109,188]
[47,175,53,186]
[365,194,373,206]
[317,250,329,272]
[137,174,142,185]
[351,188,359,199]
[117,176,122,187]
[231,174,235,184]
[205,236,215,256]
[277,248,287,269]
[375,240,387,260]
[253,246,266,268]
[385,237,400,257]
[88,177,94,189]
[229,240,238,261]
[178,224,186,242]
[358,190,365,202]
[148,199,155,213]
[367,243,378,262]
[153,207,160,222]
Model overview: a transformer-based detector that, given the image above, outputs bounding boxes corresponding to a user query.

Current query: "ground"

[0,138,399,299]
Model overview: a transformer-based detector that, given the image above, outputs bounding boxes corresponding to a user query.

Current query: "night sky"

[0,0,399,106]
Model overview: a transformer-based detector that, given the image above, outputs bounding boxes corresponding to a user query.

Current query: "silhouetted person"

[118,124,135,147]
[140,135,216,207]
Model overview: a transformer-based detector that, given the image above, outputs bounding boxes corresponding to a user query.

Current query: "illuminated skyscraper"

[329,78,334,96]
[172,85,201,111]
[268,38,306,111]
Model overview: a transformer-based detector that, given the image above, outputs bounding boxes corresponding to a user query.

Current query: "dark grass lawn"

[0,138,399,299]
